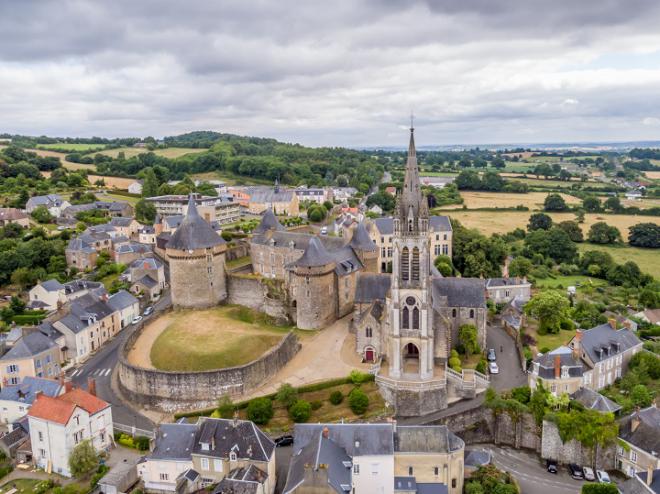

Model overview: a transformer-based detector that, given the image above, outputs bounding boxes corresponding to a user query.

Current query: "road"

[66,291,172,433]
[486,320,528,391]
[475,444,582,494]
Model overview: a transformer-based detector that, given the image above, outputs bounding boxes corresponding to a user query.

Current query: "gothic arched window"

[402,307,410,329]
[412,247,420,281]
[412,307,420,330]
[452,308,457,318]
[469,309,475,319]
[401,247,410,282]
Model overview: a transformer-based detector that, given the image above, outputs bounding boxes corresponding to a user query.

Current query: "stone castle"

[166,128,489,416]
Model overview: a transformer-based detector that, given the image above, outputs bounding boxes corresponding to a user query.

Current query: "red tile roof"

[27,388,109,425]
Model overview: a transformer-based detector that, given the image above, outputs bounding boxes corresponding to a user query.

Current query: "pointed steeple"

[396,124,428,231]
[166,193,225,251]
[186,193,200,218]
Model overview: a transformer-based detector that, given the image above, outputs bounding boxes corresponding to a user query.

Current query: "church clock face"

[405,296,416,306]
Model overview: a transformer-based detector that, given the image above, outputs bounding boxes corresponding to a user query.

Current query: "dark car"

[546,459,558,474]
[487,348,497,362]
[275,435,294,447]
[569,463,584,480]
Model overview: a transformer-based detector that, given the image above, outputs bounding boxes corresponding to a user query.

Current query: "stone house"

[0,208,29,228]
[107,290,140,329]
[146,194,240,225]
[294,186,330,205]
[25,194,70,217]
[617,406,660,478]
[0,376,63,424]
[109,216,141,238]
[0,332,62,385]
[65,230,113,269]
[28,279,67,311]
[113,241,153,265]
[283,423,464,494]
[528,346,585,395]
[620,468,660,494]
[240,183,300,216]
[126,257,166,292]
[28,383,113,477]
[485,277,531,304]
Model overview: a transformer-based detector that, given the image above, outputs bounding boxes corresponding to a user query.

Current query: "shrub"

[329,390,344,405]
[349,369,371,384]
[276,383,298,408]
[581,484,619,494]
[68,439,98,477]
[0,465,13,480]
[348,387,369,415]
[476,359,488,374]
[246,397,274,425]
[289,400,313,422]
[134,436,151,451]
[217,395,235,419]
[511,386,531,404]
[310,400,323,410]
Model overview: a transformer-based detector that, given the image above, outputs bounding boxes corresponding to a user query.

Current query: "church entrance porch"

[402,342,420,375]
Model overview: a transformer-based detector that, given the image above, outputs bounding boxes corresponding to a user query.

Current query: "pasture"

[96,146,206,159]
[88,174,135,189]
[36,142,106,152]
[441,191,580,210]
[576,243,660,279]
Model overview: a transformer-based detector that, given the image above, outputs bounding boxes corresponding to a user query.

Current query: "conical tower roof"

[167,194,225,250]
[349,223,377,252]
[293,237,335,268]
[253,208,285,234]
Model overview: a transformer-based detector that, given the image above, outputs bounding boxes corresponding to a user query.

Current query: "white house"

[28,279,66,311]
[0,376,63,424]
[25,195,71,217]
[128,180,144,195]
[108,290,140,329]
[27,382,113,477]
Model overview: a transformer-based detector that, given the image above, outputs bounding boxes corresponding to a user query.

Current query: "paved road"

[475,444,582,494]
[486,320,527,391]
[67,291,171,432]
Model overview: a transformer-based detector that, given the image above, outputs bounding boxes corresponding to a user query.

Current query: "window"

[38,431,44,442]
[35,359,41,368]
[387,247,392,257]
[213,459,223,472]
[411,247,420,281]
[434,245,440,256]
[469,309,475,318]
[434,467,439,476]
[442,244,448,255]
[229,451,237,462]
[435,234,439,240]
[74,415,80,426]
[353,464,360,475]
[443,234,447,241]
[365,327,372,338]
[381,247,386,257]
[6,364,18,374]
[201,458,209,470]
[159,473,169,481]
[100,433,105,444]
[412,307,420,330]
[9,377,18,385]
[408,467,413,476]
[452,309,457,318]
[452,479,457,488]
[39,449,46,459]
[402,307,410,329]
[630,451,637,463]
[401,247,410,281]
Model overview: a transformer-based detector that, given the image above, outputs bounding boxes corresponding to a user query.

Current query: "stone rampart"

[226,273,290,322]
[118,323,299,412]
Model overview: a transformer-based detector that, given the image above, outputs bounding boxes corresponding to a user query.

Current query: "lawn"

[150,306,291,371]
[96,146,206,159]
[441,191,580,210]
[37,143,106,152]
[499,176,610,188]
[225,255,252,270]
[534,275,608,289]
[191,171,272,186]
[576,243,660,279]
[528,326,575,353]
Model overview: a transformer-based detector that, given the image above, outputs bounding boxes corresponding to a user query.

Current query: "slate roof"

[167,195,225,250]
[109,217,135,227]
[27,195,64,208]
[570,388,621,414]
[372,216,451,236]
[37,321,63,341]
[292,424,394,457]
[465,449,492,467]
[251,230,344,252]
[636,470,660,494]
[532,346,584,379]
[486,277,530,288]
[245,186,295,204]
[619,406,660,455]
[0,377,63,405]
[292,237,336,268]
[432,278,486,308]
[330,246,363,276]
[355,274,391,304]
[39,279,65,292]
[108,290,138,311]
[135,275,158,288]
[162,215,184,229]
[129,257,163,270]
[253,209,285,234]
[214,465,268,494]
[394,425,464,454]
[114,242,152,255]
[150,423,197,461]
[578,323,642,365]
[0,332,58,361]
[0,208,28,221]
[192,418,275,463]
[63,279,103,295]
[349,223,377,252]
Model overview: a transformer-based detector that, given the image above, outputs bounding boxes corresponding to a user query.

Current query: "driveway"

[486,320,527,391]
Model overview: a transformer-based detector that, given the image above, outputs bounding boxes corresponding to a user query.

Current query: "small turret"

[253,208,285,235]
[349,223,378,273]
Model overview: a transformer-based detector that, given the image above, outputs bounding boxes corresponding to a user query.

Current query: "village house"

[332,187,358,202]
[237,182,300,216]
[61,201,133,220]
[617,406,660,478]
[294,186,331,204]
[107,290,140,329]
[0,376,63,424]
[65,230,113,269]
[113,240,153,265]
[126,257,166,301]
[485,277,531,304]
[146,194,240,224]
[28,382,113,477]
[128,180,144,195]
[26,195,71,217]
[283,423,464,494]
[138,226,157,245]
[0,208,30,228]
[109,216,141,238]
[28,279,67,311]
[0,332,62,385]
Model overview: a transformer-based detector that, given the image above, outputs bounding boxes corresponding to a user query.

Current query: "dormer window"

[201,442,210,451]
[229,451,237,462]
[561,366,569,379]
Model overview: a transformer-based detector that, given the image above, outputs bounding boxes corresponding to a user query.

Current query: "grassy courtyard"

[149,306,291,371]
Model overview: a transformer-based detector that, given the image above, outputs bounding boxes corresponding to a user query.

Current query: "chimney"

[87,377,96,397]
[631,408,641,433]
[554,355,561,379]
[608,318,617,330]
[572,329,583,359]
[647,466,654,487]
[322,427,329,439]
[232,411,239,428]
[623,320,632,330]
[34,390,43,400]
[64,380,73,393]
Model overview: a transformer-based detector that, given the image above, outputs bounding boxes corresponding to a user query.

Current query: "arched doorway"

[364,347,375,363]
[402,342,420,375]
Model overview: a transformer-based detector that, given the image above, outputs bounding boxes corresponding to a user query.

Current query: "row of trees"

[455,170,529,193]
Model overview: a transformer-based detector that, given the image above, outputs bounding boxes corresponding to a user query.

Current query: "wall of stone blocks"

[226,274,290,322]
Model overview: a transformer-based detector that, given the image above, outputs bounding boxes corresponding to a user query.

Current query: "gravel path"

[126,314,173,368]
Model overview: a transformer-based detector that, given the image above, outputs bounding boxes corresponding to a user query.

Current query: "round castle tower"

[166,194,227,308]
[290,237,337,330]
[349,222,379,273]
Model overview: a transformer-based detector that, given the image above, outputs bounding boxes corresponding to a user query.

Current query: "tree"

[581,484,619,494]
[587,222,621,244]
[630,384,653,408]
[603,196,623,212]
[524,291,571,334]
[508,257,533,277]
[639,287,660,309]
[135,199,157,223]
[9,296,26,314]
[68,440,98,477]
[348,387,369,415]
[628,223,660,248]
[217,396,234,419]
[246,397,273,425]
[582,196,601,212]
[459,324,480,357]
[329,390,343,405]
[433,255,454,276]
[365,191,395,212]
[606,261,644,287]
[140,167,160,198]
[558,220,584,242]
[527,213,552,231]
[288,400,312,422]
[276,383,298,408]
[571,300,606,328]
[31,205,53,224]
[544,193,568,211]
[524,228,577,264]
[307,204,327,222]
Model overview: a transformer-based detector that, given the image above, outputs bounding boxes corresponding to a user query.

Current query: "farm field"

[88,174,135,189]
[191,171,272,185]
[644,170,660,179]
[0,145,94,171]
[534,275,608,289]
[98,191,140,205]
[621,197,660,209]
[576,243,660,279]
[146,306,292,371]
[498,175,608,188]
[440,191,580,210]
[97,146,206,159]
[445,210,659,239]
[36,142,106,152]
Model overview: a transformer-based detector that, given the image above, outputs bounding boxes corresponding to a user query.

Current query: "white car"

[583,467,595,481]
[596,470,611,483]
[131,315,143,324]
[488,362,499,374]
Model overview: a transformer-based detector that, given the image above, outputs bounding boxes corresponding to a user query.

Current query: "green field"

[534,275,608,289]
[507,177,610,188]
[576,243,660,279]
[97,146,207,159]
[150,306,291,371]
[37,142,106,152]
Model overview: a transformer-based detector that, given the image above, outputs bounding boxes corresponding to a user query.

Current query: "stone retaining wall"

[118,323,300,412]
[226,273,290,322]
[541,420,615,469]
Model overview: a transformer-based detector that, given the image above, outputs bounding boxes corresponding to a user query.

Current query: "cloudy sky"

[3,0,660,147]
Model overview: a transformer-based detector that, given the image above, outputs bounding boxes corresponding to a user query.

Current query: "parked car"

[275,435,294,447]
[583,467,595,481]
[596,470,611,483]
[320,226,328,235]
[487,348,497,362]
[143,306,154,316]
[488,362,499,374]
[546,459,558,474]
[568,464,584,480]
[131,315,143,324]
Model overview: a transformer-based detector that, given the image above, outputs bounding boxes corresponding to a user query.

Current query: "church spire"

[396,123,428,232]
